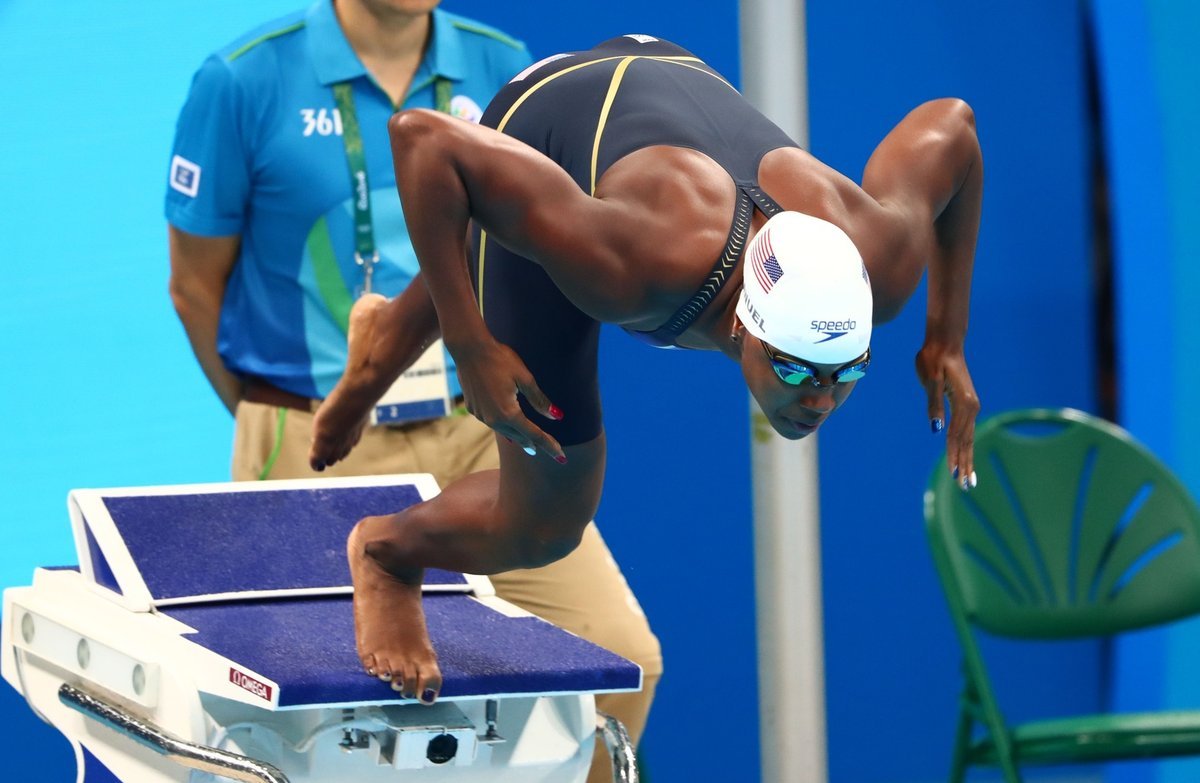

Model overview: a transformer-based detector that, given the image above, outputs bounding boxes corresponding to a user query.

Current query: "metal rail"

[596,711,638,783]
[59,683,290,783]
[62,681,632,783]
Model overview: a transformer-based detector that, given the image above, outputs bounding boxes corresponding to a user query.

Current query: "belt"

[242,379,320,414]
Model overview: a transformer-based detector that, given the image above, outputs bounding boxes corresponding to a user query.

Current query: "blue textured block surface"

[99,485,465,599]
[164,594,641,707]
[84,524,121,596]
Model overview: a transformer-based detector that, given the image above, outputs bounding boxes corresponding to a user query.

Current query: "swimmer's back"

[481,35,798,196]
[469,36,801,445]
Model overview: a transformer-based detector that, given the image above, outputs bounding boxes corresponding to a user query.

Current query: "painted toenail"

[421,689,436,703]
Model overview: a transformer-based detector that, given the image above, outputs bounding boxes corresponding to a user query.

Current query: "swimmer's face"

[741,334,860,439]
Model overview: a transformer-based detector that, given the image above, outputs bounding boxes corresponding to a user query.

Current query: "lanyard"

[331,76,452,297]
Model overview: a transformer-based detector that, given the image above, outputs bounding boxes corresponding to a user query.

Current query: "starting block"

[1,475,642,782]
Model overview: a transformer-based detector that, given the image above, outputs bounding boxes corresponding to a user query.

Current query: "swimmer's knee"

[353,513,417,570]
[352,514,391,544]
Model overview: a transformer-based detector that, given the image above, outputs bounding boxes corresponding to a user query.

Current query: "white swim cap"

[735,211,873,364]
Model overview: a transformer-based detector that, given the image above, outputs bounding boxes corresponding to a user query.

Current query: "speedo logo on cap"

[811,319,856,344]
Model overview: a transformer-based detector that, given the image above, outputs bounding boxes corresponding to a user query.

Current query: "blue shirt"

[165,0,531,399]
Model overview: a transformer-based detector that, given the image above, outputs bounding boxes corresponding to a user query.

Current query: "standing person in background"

[164,2,662,779]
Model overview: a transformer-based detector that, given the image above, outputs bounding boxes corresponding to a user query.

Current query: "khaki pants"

[233,401,662,781]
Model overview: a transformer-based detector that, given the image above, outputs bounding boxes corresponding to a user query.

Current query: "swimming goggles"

[761,342,871,388]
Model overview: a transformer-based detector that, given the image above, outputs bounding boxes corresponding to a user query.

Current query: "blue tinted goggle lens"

[764,344,871,387]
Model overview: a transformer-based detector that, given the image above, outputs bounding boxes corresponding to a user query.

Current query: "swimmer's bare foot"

[347,515,442,703]
[310,293,389,470]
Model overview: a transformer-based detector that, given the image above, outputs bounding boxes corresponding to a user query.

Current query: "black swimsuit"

[472,35,798,445]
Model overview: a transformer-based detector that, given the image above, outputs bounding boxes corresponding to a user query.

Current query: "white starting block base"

[1,476,641,782]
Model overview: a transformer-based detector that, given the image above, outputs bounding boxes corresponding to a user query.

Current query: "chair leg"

[948,703,972,783]
[992,733,1022,783]
[961,667,1022,783]
[998,754,1022,783]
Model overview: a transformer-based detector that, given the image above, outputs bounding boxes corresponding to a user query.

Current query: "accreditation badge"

[370,339,452,425]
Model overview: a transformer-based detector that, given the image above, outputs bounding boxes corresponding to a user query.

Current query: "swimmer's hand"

[916,340,980,491]
[453,336,567,463]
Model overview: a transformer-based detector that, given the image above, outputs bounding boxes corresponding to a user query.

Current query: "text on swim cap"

[742,289,766,331]
[811,320,856,331]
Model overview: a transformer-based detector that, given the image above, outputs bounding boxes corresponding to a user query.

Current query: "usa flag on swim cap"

[751,229,784,292]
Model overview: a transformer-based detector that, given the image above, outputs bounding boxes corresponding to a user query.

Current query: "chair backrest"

[925,408,1200,639]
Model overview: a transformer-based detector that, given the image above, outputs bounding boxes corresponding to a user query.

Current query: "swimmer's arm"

[388,110,631,346]
[307,277,443,471]
[388,111,484,353]
[387,110,630,457]
[168,226,243,414]
[859,98,983,482]
[859,98,981,328]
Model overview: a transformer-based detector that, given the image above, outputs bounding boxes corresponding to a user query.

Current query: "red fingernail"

[549,405,564,420]
[555,455,567,464]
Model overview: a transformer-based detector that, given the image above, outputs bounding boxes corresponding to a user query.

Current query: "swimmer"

[310,35,982,702]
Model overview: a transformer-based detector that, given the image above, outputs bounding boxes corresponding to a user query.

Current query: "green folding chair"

[924,408,1200,782]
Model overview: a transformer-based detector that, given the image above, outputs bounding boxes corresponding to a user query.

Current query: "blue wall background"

[0,2,754,782]
[1093,1,1200,782]
[8,2,1196,782]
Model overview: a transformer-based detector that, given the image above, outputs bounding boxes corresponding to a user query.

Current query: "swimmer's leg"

[312,277,440,470]
[311,294,387,468]
[348,433,606,703]
[347,519,434,698]
[351,218,606,702]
